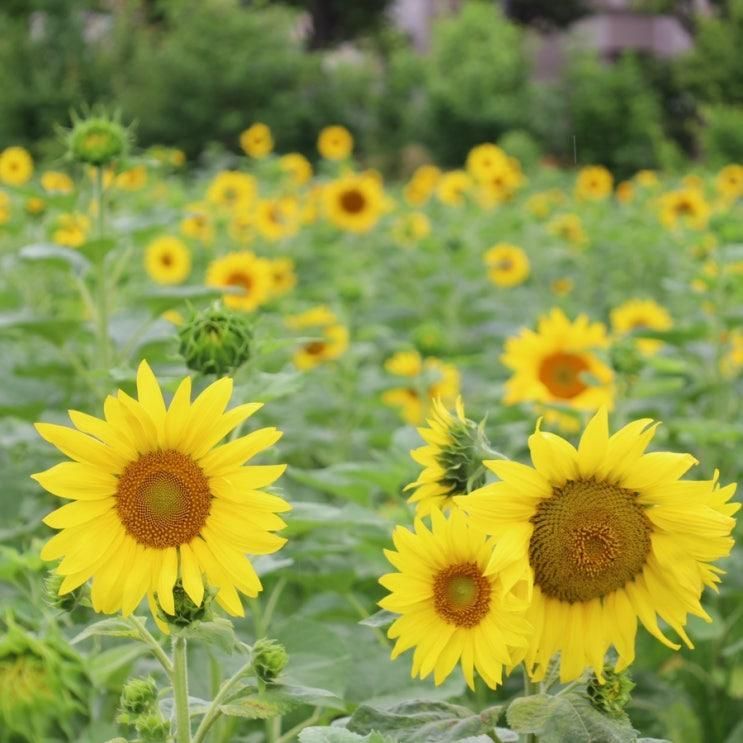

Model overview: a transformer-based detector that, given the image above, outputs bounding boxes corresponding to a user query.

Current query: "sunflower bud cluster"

[155,580,215,630]
[178,304,254,376]
[587,667,635,718]
[117,676,169,742]
[65,110,131,167]
[251,638,289,683]
[437,413,490,496]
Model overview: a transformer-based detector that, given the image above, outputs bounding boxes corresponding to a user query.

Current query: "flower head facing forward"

[145,236,191,285]
[33,361,289,622]
[206,251,273,312]
[456,408,739,683]
[317,125,353,160]
[0,146,34,186]
[484,243,530,288]
[324,173,384,233]
[576,165,613,200]
[379,509,531,690]
[610,299,672,356]
[240,123,274,159]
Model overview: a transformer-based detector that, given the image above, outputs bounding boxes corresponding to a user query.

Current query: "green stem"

[522,665,539,743]
[93,166,111,369]
[173,636,192,743]
[276,708,321,743]
[125,616,173,675]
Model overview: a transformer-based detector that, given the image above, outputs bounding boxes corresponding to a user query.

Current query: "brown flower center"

[538,352,590,399]
[433,562,491,627]
[226,271,253,295]
[304,340,327,356]
[529,478,651,603]
[116,450,211,548]
[340,189,366,214]
[161,252,173,267]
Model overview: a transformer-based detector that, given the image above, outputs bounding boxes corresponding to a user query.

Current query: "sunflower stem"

[172,635,192,743]
[522,665,540,743]
[126,616,173,675]
[93,165,111,370]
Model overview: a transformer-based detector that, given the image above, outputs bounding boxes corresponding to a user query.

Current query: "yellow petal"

[179,542,204,606]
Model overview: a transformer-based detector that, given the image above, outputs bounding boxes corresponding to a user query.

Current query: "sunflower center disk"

[433,562,491,627]
[529,478,651,603]
[538,352,590,399]
[116,450,212,548]
[340,189,366,214]
[226,272,253,295]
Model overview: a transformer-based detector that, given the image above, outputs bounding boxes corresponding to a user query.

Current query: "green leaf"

[88,642,150,688]
[269,683,346,711]
[182,618,238,653]
[300,729,390,743]
[218,696,286,720]
[71,616,141,644]
[0,311,84,345]
[347,700,503,742]
[359,610,396,629]
[19,242,91,274]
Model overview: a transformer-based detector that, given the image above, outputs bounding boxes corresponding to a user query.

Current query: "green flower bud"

[43,571,84,613]
[119,676,158,717]
[65,110,131,167]
[135,712,170,743]
[0,622,89,740]
[413,322,446,355]
[609,337,645,377]
[251,638,288,683]
[587,666,635,718]
[178,305,254,376]
[155,580,214,629]
[436,413,490,495]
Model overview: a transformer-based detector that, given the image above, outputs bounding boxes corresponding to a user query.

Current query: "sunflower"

[502,308,614,411]
[324,173,384,233]
[715,164,743,202]
[144,236,191,285]
[240,123,274,159]
[279,153,313,187]
[255,197,300,241]
[384,350,423,377]
[379,508,531,690]
[317,125,353,160]
[41,171,74,195]
[405,398,488,517]
[550,277,574,297]
[228,211,255,245]
[484,244,530,288]
[465,143,510,183]
[616,181,634,204]
[548,212,588,247]
[0,191,10,224]
[456,408,739,683]
[285,306,348,370]
[576,166,613,200]
[0,146,34,186]
[268,257,297,298]
[34,360,289,621]
[525,190,564,220]
[180,203,214,245]
[206,171,257,212]
[116,165,148,191]
[610,299,672,356]
[404,165,441,206]
[436,170,471,206]
[53,213,91,249]
[392,212,431,247]
[206,251,273,312]
[476,158,525,207]
[25,197,46,216]
[634,170,659,188]
[659,188,710,230]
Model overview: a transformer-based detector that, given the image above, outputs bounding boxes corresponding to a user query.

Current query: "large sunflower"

[34,361,289,621]
[144,236,191,285]
[610,298,672,356]
[502,308,614,411]
[456,408,739,683]
[379,508,531,690]
[323,174,384,233]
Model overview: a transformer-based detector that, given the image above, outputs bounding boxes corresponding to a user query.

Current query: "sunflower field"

[1,111,742,743]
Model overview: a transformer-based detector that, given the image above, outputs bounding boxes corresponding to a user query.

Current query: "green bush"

[700,105,743,165]
[536,52,677,177]
[419,1,530,166]
[498,129,543,169]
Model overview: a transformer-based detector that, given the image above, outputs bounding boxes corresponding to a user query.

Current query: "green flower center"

[433,562,491,627]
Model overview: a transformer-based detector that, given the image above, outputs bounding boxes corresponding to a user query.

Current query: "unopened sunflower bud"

[178,305,253,376]
[135,712,170,743]
[157,580,214,629]
[251,638,288,682]
[587,666,635,718]
[610,337,645,377]
[66,110,131,167]
[43,571,83,613]
[119,676,158,717]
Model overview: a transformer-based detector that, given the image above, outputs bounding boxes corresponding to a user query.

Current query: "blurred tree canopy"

[502,0,591,31]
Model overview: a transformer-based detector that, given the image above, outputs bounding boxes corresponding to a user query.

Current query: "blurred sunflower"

[25,196,46,216]
[659,188,710,230]
[404,164,441,206]
[279,153,313,187]
[144,236,191,285]
[268,257,297,298]
[526,189,564,220]
[228,211,255,245]
[616,181,634,204]
[255,197,300,241]
[34,361,289,622]
[548,212,588,247]
[206,171,257,212]
[715,164,743,202]
[484,243,530,288]
[502,308,614,411]
[0,146,34,186]
[576,165,613,200]
[180,203,214,245]
[477,158,525,207]
[634,169,659,188]
[392,212,430,247]
[437,170,471,206]
[465,143,510,182]
[116,165,148,191]
[324,173,384,233]
[206,251,273,312]
[456,408,739,683]
[240,123,274,159]
[41,171,74,195]
[405,398,488,516]
[550,277,574,297]
[610,299,672,356]
[53,213,91,249]
[317,125,353,160]
[285,306,348,370]
[379,508,531,690]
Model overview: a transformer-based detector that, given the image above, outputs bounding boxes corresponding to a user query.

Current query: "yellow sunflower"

[715,164,743,202]
[268,257,297,298]
[610,299,672,356]
[484,244,530,288]
[206,171,257,212]
[323,174,384,233]
[404,165,441,206]
[255,197,300,241]
[317,125,353,160]
[34,361,289,621]
[502,308,614,411]
[180,203,214,245]
[392,212,431,247]
[53,213,91,249]
[144,236,191,285]
[456,408,739,682]
[279,153,313,187]
[634,170,659,188]
[576,165,613,200]
[616,181,634,204]
[659,188,710,230]
[465,143,510,183]
[285,306,348,370]
[525,190,564,220]
[116,165,148,191]
[550,277,574,297]
[405,398,488,517]
[41,171,74,195]
[240,123,274,159]
[548,213,588,247]
[25,197,46,216]
[436,170,471,207]
[476,159,525,208]
[0,146,34,186]
[379,508,531,690]
[206,251,273,312]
